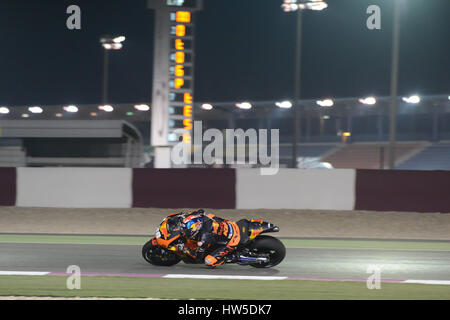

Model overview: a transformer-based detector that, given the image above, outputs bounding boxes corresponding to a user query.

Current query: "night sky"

[0,0,449,106]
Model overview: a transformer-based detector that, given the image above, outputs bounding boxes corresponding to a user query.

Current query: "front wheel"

[142,240,181,266]
[249,235,286,268]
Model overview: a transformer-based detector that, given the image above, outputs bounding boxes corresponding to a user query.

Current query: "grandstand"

[278,143,339,167]
[322,142,428,169]
[230,141,450,170]
[397,141,450,170]
[1,94,450,170]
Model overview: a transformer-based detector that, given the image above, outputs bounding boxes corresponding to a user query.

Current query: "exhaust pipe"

[238,256,269,264]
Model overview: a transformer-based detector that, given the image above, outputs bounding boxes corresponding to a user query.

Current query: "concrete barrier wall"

[16,168,132,208]
[236,169,356,210]
[0,168,16,206]
[0,168,449,212]
[355,169,450,213]
[132,168,236,209]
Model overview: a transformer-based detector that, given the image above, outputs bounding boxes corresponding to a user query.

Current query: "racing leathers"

[182,211,241,267]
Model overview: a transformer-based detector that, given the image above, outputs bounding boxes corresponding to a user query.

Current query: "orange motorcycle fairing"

[247,219,277,239]
[156,233,181,248]
[249,226,263,239]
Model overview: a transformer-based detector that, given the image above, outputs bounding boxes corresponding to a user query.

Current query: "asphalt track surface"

[1,242,450,281]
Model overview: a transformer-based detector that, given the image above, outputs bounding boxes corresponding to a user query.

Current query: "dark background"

[0,0,448,106]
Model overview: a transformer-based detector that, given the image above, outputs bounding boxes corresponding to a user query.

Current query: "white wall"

[236,169,356,210]
[16,168,132,208]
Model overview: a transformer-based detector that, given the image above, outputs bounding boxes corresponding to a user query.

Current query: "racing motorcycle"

[142,212,286,268]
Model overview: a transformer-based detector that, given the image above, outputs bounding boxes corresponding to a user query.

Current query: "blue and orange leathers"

[183,212,241,267]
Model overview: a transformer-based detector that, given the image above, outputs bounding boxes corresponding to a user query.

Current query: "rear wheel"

[249,235,286,268]
[142,240,181,266]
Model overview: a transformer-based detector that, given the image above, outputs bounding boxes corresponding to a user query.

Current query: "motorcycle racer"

[180,209,241,267]
[142,210,286,268]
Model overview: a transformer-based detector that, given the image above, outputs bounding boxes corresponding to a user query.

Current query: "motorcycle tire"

[142,240,181,266]
[248,235,286,268]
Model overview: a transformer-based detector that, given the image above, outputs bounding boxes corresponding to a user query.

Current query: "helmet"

[183,215,203,239]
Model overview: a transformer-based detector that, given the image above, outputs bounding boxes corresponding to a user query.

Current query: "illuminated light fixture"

[201,103,213,110]
[282,0,328,12]
[275,101,293,109]
[359,96,377,105]
[28,106,43,114]
[316,99,334,107]
[183,106,192,117]
[21,114,30,118]
[174,78,184,89]
[236,102,252,110]
[55,113,63,118]
[304,1,328,11]
[322,115,330,120]
[175,52,185,64]
[134,104,150,111]
[100,35,125,50]
[402,95,421,104]
[183,119,193,130]
[448,96,450,100]
[176,25,186,37]
[282,4,298,12]
[343,132,352,137]
[63,105,78,113]
[126,112,134,116]
[113,36,126,43]
[176,11,191,23]
[98,105,114,112]
[184,93,193,104]
[90,112,98,117]
[0,107,9,114]
[174,65,185,77]
[175,39,185,50]
[102,42,122,50]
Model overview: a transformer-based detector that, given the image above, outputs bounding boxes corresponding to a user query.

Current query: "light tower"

[99,35,126,105]
[148,0,203,168]
[281,0,328,168]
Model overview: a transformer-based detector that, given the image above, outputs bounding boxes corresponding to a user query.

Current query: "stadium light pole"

[292,11,303,169]
[281,1,328,168]
[103,48,110,105]
[100,35,126,105]
[388,0,402,169]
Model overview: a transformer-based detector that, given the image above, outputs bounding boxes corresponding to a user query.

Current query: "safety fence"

[0,168,449,213]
